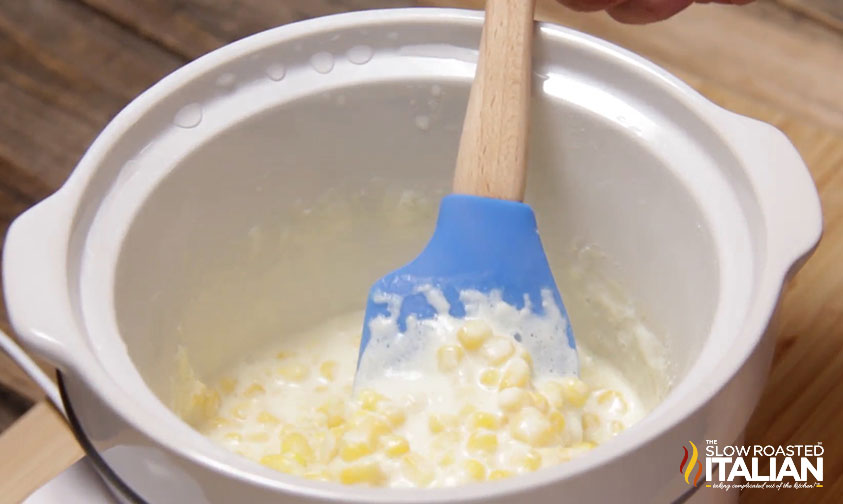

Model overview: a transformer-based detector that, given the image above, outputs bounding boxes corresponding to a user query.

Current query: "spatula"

[356,0,577,383]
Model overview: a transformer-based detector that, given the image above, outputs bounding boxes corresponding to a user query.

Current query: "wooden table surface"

[0,0,841,502]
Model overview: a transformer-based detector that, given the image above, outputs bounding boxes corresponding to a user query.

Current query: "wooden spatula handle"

[453,0,536,202]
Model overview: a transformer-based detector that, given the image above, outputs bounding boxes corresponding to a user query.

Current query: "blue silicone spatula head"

[356,0,578,382]
[357,194,577,379]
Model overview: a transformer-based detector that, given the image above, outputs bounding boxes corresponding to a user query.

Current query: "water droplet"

[346,45,373,65]
[174,103,202,128]
[310,51,334,73]
[330,33,341,42]
[216,73,235,87]
[414,115,430,131]
[427,98,438,109]
[431,84,442,97]
[310,52,334,74]
[265,63,286,81]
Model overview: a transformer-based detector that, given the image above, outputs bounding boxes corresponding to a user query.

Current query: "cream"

[181,299,647,487]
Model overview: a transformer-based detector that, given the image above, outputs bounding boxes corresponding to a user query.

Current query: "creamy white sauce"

[180,303,647,487]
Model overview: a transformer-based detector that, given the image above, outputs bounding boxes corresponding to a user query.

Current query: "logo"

[678,440,824,491]
[680,441,703,487]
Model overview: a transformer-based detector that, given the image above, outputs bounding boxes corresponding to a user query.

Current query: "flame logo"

[679,441,703,487]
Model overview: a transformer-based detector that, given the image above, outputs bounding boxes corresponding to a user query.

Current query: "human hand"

[557,0,754,24]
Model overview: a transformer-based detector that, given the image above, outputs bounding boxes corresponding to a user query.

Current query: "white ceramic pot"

[3,8,821,504]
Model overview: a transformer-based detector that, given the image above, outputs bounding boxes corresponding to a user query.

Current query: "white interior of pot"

[112,74,719,414]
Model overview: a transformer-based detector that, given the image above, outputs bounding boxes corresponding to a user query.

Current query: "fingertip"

[557,0,626,12]
[607,0,695,23]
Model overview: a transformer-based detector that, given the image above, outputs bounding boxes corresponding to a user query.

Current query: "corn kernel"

[351,414,392,438]
[218,376,237,394]
[436,344,464,372]
[481,337,514,365]
[498,388,529,412]
[382,435,410,457]
[549,411,566,434]
[339,440,374,462]
[224,432,242,442]
[523,450,542,471]
[317,399,346,428]
[537,381,565,409]
[500,358,531,389]
[319,360,338,381]
[260,454,295,473]
[330,424,349,439]
[510,407,554,447]
[378,403,406,428]
[457,320,492,350]
[439,453,455,466]
[611,420,625,435]
[469,411,501,430]
[567,441,596,457]
[460,404,478,417]
[189,389,221,421]
[281,432,314,465]
[530,391,550,413]
[560,377,589,407]
[403,454,435,486]
[277,362,309,382]
[275,350,294,360]
[522,351,533,369]
[340,462,386,486]
[489,469,513,480]
[358,389,385,411]
[467,431,498,454]
[428,413,458,434]
[244,383,266,397]
[339,415,389,462]
[582,413,601,430]
[464,459,487,481]
[479,369,501,387]
[257,411,280,424]
[596,389,629,414]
